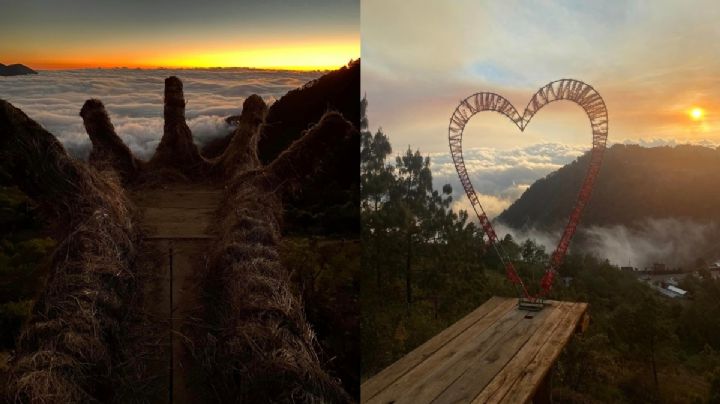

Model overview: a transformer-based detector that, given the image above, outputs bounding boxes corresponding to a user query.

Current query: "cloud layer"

[421,140,720,268]
[423,143,587,218]
[497,218,720,269]
[0,68,320,158]
[424,139,719,219]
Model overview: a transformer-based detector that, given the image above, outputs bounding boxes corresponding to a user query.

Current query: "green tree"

[360,97,395,289]
[360,96,394,214]
[391,147,450,309]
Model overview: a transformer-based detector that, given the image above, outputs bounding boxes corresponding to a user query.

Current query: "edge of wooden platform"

[361,297,588,404]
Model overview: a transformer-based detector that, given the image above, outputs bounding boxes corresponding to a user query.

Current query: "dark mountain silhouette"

[257,60,360,163]
[0,63,37,76]
[204,60,360,160]
[497,144,720,230]
[204,60,360,234]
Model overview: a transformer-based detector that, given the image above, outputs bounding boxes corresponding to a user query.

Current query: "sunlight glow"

[690,107,704,120]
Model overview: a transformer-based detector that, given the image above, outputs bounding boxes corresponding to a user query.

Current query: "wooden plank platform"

[130,185,225,401]
[361,297,588,404]
[131,185,224,239]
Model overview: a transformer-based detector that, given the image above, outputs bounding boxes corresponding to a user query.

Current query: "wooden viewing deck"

[361,297,589,404]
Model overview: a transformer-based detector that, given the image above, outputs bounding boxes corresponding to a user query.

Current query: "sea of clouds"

[0,68,321,159]
[428,142,588,218]
[428,140,718,219]
[423,141,720,268]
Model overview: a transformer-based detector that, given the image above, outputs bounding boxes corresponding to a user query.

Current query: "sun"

[690,107,704,120]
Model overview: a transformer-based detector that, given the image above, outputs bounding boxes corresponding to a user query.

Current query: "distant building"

[666,285,687,297]
[653,283,688,299]
[709,263,720,280]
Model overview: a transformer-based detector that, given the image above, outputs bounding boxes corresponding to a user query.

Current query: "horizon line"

[29,65,339,72]
[8,58,360,73]
[2,58,359,72]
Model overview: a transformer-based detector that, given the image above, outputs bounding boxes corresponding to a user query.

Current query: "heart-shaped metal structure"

[448,79,608,299]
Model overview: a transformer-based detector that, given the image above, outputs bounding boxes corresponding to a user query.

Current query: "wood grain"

[361,297,588,404]
[361,297,515,401]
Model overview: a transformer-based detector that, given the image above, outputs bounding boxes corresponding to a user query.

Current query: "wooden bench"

[361,296,589,403]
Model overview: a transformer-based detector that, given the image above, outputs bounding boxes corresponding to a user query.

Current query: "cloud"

[619,137,719,149]
[0,68,320,159]
[581,218,719,269]
[425,143,587,218]
[496,218,720,269]
[362,0,720,159]
[494,223,561,256]
[423,138,720,269]
[188,115,234,146]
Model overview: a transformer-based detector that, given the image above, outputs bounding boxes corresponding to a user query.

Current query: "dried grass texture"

[211,94,268,178]
[1,100,139,403]
[79,99,140,182]
[10,201,137,403]
[193,112,356,402]
[1,101,121,226]
[0,69,357,402]
[149,76,209,176]
[110,241,170,403]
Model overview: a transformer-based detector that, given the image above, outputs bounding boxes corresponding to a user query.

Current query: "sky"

[0,0,359,70]
[362,0,720,217]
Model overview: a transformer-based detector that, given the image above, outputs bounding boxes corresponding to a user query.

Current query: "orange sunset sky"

[0,0,359,71]
[362,0,720,149]
[361,0,720,218]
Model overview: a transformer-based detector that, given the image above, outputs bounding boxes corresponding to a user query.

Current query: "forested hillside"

[498,144,720,230]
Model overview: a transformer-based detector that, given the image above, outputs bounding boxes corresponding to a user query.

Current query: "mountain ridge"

[0,63,37,76]
[497,143,720,230]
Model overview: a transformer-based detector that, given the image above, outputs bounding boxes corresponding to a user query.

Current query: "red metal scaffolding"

[448,79,608,300]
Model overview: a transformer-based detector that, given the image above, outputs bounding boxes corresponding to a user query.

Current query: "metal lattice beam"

[448,79,608,299]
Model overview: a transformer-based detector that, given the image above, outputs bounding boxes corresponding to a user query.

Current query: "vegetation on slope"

[498,144,720,230]
[0,180,54,393]
[204,60,361,236]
